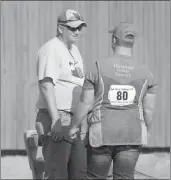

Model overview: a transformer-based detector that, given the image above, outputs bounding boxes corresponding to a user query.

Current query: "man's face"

[61,24,84,44]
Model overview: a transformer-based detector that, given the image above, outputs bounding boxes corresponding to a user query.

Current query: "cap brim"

[108,29,137,37]
[66,20,87,28]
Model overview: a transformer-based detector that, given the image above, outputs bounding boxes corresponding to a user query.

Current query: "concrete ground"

[135,153,170,179]
[1,152,170,179]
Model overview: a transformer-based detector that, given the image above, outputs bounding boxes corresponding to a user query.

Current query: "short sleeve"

[37,46,61,85]
[147,72,158,94]
[83,61,99,91]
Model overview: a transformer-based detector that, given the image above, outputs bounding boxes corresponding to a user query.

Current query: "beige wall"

[1,1,170,149]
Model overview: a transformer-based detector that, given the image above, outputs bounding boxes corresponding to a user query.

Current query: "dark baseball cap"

[109,22,137,40]
[57,9,87,28]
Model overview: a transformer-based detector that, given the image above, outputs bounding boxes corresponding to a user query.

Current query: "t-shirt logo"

[69,62,83,78]
[108,85,136,106]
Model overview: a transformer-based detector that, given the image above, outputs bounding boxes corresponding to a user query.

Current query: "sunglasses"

[63,25,84,32]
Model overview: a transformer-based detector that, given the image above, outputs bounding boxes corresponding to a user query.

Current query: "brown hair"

[112,34,134,48]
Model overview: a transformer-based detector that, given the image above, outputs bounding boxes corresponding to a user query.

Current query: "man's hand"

[50,120,64,141]
[148,132,150,138]
[69,126,79,139]
[147,127,151,139]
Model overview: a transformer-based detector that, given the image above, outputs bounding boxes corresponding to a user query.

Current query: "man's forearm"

[143,109,154,132]
[143,93,157,132]
[41,83,60,124]
[72,101,91,128]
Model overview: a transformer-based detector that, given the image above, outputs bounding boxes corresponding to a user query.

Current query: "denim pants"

[36,109,87,179]
[87,145,140,179]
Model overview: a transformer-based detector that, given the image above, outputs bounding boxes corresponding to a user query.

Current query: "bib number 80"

[108,85,136,106]
[117,91,128,100]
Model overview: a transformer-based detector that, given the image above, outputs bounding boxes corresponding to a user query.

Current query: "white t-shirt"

[36,37,84,112]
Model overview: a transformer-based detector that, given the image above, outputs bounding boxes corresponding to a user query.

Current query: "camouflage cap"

[58,9,87,28]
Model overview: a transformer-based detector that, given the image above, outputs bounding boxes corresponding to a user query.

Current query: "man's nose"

[74,29,79,35]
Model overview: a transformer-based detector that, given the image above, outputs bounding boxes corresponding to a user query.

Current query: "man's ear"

[112,35,116,44]
[57,25,63,34]
[112,35,116,51]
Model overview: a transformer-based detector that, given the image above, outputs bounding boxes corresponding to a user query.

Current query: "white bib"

[108,85,136,106]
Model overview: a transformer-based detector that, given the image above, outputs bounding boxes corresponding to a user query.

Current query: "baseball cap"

[109,22,137,40]
[57,9,87,28]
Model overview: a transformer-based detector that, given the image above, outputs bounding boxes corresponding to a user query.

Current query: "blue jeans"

[36,109,87,179]
[87,145,140,179]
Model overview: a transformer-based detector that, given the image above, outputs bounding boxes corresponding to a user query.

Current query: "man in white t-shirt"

[35,9,88,179]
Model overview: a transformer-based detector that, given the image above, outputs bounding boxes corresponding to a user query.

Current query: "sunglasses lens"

[71,27,76,31]
[66,26,75,31]
[64,25,83,32]
[78,26,83,31]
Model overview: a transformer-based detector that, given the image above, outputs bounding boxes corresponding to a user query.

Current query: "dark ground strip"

[1,147,170,157]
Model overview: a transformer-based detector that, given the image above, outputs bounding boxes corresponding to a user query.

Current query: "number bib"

[108,85,136,106]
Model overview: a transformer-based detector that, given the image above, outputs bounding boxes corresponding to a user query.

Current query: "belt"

[38,109,73,116]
